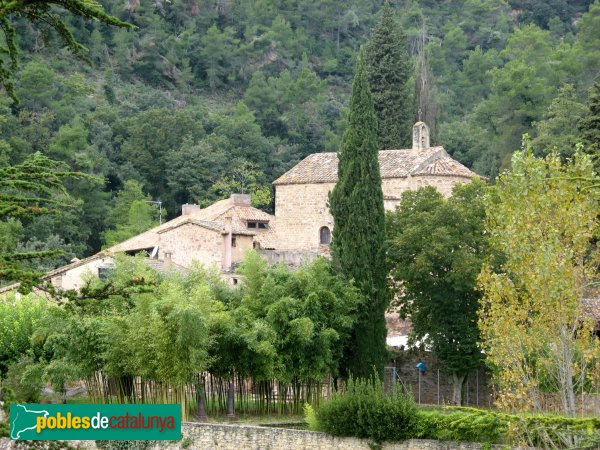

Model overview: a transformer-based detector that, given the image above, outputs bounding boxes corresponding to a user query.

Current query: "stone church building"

[273,122,478,254]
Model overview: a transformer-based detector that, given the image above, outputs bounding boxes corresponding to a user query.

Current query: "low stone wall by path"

[0,422,511,450]
[160,422,507,450]
[166,422,363,450]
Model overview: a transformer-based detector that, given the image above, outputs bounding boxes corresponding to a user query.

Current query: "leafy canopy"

[478,145,600,416]
[0,0,131,101]
[386,179,489,404]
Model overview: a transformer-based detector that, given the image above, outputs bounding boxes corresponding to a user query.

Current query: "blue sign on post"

[10,404,182,441]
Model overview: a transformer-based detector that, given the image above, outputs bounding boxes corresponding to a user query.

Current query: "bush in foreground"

[308,376,416,443]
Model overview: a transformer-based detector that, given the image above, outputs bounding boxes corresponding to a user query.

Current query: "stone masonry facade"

[272,122,479,253]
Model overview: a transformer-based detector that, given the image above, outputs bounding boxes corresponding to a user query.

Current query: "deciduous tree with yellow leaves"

[478,142,600,417]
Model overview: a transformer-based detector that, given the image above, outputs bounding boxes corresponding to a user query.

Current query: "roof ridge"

[274,147,476,185]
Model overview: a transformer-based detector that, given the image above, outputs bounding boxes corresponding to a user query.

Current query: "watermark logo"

[10,404,181,440]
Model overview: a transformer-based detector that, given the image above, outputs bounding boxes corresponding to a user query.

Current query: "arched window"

[319,226,331,245]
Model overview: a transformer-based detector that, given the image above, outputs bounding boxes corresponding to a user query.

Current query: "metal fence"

[384,365,600,416]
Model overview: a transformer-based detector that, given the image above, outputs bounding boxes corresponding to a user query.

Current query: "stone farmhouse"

[41,193,277,290]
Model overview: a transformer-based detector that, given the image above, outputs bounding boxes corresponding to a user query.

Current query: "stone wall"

[258,249,320,267]
[230,234,253,264]
[381,175,471,210]
[274,182,335,252]
[0,425,510,450]
[274,175,472,252]
[159,223,223,269]
[152,423,508,450]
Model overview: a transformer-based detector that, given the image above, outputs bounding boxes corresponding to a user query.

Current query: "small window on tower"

[247,222,257,229]
[232,237,237,247]
[258,222,268,229]
[319,226,331,245]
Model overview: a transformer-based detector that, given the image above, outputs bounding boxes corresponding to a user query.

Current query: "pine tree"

[329,50,388,379]
[578,81,600,170]
[0,153,89,291]
[0,0,131,101]
[364,2,412,149]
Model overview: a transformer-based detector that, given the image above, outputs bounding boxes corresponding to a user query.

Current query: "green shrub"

[416,407,600,449]
[0,294,48,377]
[303,403,318,431]
[309,376,417,443]
[414,409,507,444]
[507,414,600,449]
[0,419,8,438]
[2,355,44,403]
[312,392,600,449]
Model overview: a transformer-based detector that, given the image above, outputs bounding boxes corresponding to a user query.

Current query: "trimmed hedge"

[413,409,507,444]
[307,379,600,449]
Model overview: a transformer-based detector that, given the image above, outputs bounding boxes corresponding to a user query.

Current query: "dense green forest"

[1,0,599,261]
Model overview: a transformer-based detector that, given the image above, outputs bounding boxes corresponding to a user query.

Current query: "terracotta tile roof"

[253,227,278,250]
[0,282,20,294]
[0,253,110,294]
[273,147,478,185]
[0,255,185,295]
[107,196,276,253]
[144,258,186,273]
[412,156,478,178]
[41,253,109,278]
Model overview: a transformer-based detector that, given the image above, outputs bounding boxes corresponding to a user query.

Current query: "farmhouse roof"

[108,195,276,253]
[273,147,478,185]
[44,253,109,278]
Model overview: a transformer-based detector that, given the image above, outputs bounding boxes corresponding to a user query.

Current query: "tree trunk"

[197,379,207,422]
[227,379,236,420]
[560,327,577,417]
[452,373,466,406]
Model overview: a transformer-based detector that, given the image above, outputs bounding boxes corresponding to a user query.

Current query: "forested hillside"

[1,0,599,261]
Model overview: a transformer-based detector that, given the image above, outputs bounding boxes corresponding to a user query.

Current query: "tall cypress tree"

[578,81,600,170]
[364,2,412,149]
[329,50,388,379]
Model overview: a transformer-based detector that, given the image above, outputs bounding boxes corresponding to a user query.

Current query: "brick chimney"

[181,204,202,216]
[231,194,251,206]
[164,252,172,267]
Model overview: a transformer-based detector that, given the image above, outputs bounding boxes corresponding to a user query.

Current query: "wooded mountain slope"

[1,0,598,261]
